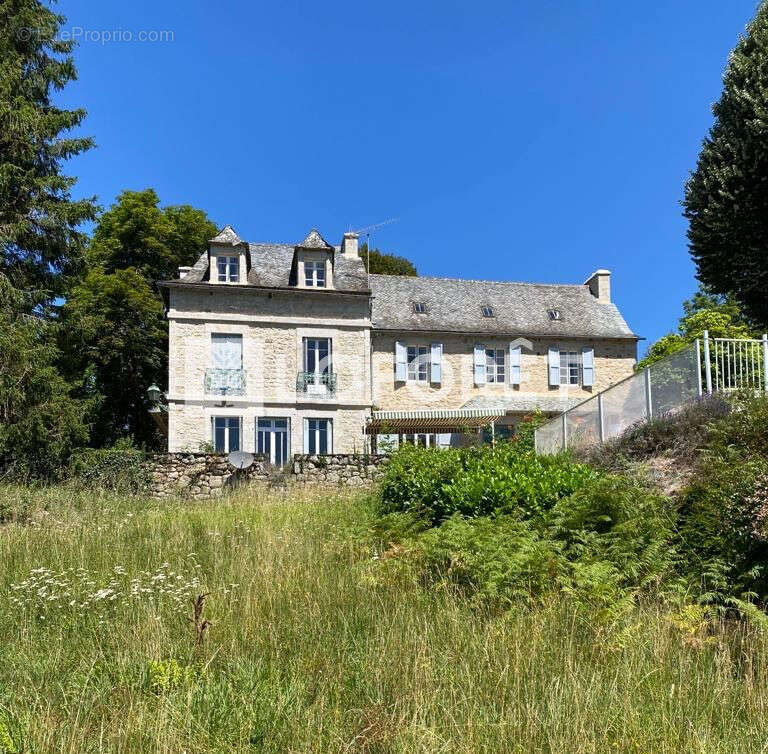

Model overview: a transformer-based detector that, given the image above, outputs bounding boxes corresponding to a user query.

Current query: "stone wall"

[291,454,389,487]
[144,452,389,498]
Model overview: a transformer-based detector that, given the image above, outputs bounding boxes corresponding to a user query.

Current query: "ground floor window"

[403,433,436,447]
[257,418,290,466]
[304,418,332,455]
[212,416,241,453]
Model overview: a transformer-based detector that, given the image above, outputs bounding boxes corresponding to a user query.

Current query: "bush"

[379,442,597,524]
[69,441,149,493]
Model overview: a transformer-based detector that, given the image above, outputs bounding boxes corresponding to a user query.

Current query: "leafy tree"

[0,0,97,306]
[87,189,217,281]
[684,2,768,326]
[0,275,88,478]
[637,288,757,370]
[359,242,417,276]
[61,191,217,448]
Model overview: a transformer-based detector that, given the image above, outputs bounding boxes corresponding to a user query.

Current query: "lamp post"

[147,384,162,405]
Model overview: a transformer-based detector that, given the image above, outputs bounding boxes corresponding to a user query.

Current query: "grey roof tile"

[297,228,333,249]
[209,225,245,246]
[369,274,636,338]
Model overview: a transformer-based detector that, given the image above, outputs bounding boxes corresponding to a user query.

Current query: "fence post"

[695,339,703,397]
[703,329,712,394]
[763,334,768,394]
[561,412,567,451]
[597,393,605,442]
[644,367,653,420]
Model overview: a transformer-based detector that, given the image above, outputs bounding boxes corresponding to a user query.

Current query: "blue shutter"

[548,347,560,387]
[430,343,442,383]
[395,341,407,382]
[474,344,486,385]
[582,346,595,387]
[509,344,521,385]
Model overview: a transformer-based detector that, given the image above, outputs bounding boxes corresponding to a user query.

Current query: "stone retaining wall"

[144,452,389,498]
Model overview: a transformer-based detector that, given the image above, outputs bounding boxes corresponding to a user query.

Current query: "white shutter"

[395,341,407,382]
[430,343,442,383]
[211,334,242,369]
[473,344,486,385]
[509,344,521,385]
[582,346,595,387]
[548,347,560,387]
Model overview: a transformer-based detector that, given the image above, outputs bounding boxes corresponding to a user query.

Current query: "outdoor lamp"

[147,383,162,404]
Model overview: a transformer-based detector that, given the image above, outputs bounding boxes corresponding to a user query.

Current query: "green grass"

[2,485,768,753]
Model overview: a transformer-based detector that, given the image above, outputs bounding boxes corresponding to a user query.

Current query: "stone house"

[159,225,637,459]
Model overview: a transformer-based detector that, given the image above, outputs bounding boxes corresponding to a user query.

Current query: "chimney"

[178,266,192,279]
[341,231,359,256]
[584,269,611,303]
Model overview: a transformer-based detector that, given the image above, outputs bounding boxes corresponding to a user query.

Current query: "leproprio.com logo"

[16,26,175,44]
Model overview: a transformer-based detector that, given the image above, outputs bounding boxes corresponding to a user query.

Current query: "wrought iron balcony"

[204,368,246,396]
[296,371,337,398]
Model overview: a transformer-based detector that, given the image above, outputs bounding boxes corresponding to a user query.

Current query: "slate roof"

[297,228,333,249]
[209,225,245,246]
[368,274,637,339]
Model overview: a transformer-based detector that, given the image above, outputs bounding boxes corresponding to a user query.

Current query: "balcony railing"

[296,371,337,398]
[204,368,246,396]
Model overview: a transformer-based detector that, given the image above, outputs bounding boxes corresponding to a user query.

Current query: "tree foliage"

[0,0,97,305]
[684,2,768,326]
[637,288,756,370]
[359,242,417,276]
[60,190,217,448]
[0,275,89,478]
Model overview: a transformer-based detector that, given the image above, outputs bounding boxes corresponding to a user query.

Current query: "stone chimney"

[341,231,359,256]
[178,266,192,279]
[584,269,611,303]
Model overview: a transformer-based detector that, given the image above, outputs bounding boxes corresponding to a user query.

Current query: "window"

[305,260,326,287]
[481,306,494,318]
[559,351,582,385]
[485,348,505,383]
[304,338,331,375]
[407,345,429,382]
[305,418,332,454]
[412,302,427,314]
[216,256,239,283]
[211,334,242,369]
[257,418,290,466]
[212,417,241,453]
[548,308,562,321]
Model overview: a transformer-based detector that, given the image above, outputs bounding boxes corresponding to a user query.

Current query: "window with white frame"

[407,345,429,382]
[211,334,242,369]
[304,260,326,287]
[485,348,505,383]
[305,418,332,454]
[216,255,239,283]
[559,351,582,386]
[212,417,241,453]
[304,337,331,375]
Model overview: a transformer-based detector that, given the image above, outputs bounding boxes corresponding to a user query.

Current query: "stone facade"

[371,333,637,411]
[144,452,388,498]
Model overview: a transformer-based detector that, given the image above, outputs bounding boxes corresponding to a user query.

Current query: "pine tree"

[684,2,768,327]
[0,0,97,306]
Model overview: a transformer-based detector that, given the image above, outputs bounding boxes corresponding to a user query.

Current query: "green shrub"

[379,442,597,524]
[418,514,561,606]
[69,440,149,493]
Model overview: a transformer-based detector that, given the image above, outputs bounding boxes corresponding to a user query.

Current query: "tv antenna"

[350,217,399,287]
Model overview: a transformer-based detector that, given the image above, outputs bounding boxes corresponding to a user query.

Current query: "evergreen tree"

[684,2,768,326]
[0,0,97,306]
[359,242,417,276]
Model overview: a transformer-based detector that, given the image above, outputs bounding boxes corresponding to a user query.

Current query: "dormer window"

[305,260,326,288]
[217,255,239,283]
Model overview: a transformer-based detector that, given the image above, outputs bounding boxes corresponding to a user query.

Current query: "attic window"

[548,308,562,321]
[481,305,495,318]
[412,302,428,314]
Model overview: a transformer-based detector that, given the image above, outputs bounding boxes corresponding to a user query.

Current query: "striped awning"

[366,408,505,433]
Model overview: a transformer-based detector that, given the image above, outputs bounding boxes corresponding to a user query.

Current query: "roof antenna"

[350,217,399,291]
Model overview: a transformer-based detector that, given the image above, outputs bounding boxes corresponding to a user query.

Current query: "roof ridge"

[369,273,588,288]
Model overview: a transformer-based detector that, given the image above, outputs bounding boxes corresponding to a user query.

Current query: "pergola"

[365,408,506,436]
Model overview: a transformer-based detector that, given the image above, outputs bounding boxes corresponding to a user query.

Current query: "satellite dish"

[228,451,254,469]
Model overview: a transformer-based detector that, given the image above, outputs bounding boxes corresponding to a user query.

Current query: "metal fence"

[536,331,768,455]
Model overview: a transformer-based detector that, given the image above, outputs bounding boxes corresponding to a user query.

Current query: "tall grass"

[1,484,768,752]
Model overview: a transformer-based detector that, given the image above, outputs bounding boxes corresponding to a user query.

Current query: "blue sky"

[55,0,760,353]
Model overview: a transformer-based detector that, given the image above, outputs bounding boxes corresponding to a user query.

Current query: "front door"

[257,418,290,466]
